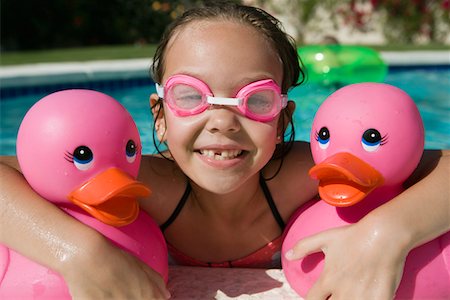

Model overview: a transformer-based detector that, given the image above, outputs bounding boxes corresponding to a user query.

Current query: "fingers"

[304,257,398,300]
[141,264,171,299]
[284,223,403,300]
[305,276,331,300]
[64,242,171,300]
[285,229,335,261]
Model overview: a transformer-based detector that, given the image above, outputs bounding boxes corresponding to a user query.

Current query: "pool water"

[291,66,450,149]
[1,66,449,155]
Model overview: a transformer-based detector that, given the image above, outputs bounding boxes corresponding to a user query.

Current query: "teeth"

[199,149,242,160]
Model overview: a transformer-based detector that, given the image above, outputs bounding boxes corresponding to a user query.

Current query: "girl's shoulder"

[264,141,318,221]
[137,155,187,225]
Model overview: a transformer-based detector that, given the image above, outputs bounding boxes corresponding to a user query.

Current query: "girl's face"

[159,20,284,194]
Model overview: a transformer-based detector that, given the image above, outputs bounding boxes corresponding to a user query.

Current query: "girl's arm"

[0,159,170,299]
[286,149,450,300]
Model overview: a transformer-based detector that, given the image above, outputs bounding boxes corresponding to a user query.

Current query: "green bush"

[1,0,187,51]
[295,0,449,44]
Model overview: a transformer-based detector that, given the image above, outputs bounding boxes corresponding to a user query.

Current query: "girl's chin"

[190,167,255,195]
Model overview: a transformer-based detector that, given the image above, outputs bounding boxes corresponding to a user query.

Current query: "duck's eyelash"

[381,134,388,145]
[65,151,74,163]
[314,131,319,140]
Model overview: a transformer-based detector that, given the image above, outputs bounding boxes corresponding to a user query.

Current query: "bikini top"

[160,174,286,268]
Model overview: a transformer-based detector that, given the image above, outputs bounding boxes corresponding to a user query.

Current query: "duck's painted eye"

[69,146,94,171]
[315,127,330,149]
[362,129,387,152]
[126,140,137,163]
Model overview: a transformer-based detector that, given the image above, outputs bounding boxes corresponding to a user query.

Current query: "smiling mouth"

[198,149,244,160]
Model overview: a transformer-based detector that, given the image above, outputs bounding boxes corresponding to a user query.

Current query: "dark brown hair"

[151,1,304,93]
[151,2,305,178]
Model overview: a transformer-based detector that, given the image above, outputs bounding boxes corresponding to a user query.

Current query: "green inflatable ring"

[297,45,387,86]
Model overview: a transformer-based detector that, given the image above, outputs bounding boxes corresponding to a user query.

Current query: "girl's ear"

[277,100,296,142]
[150,93,167,142]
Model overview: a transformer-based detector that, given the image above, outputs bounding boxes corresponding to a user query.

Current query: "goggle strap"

[155,83,165,98]
[207,96,242,106]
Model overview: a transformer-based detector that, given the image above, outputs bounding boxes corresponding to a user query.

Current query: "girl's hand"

[285,151,450,300]
[286,218,407,300]
[62,235,170,300]
[0,162,170,299]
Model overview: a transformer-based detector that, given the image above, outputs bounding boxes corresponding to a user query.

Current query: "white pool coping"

[380,50,449,66]
[0,51,449,89]
[0,58,152,88]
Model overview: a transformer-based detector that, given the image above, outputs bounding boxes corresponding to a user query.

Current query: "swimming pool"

[1,65,449,155]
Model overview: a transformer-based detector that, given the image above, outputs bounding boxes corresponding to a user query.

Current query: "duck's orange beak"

[309,152,384,207]
[67,168,151,227]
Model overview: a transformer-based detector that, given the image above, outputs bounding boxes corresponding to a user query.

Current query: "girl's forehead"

[177,19,258,38]
[170,20,273,53]
[163,20,282,86]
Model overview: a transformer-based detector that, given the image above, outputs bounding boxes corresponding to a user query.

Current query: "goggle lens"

[157,75,286,121]
[246,89,278,116]
[168,84,204,110]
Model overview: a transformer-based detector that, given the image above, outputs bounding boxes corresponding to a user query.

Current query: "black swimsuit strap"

[259,174,286,230]
[160,175,285,232]
[160,180,191,232]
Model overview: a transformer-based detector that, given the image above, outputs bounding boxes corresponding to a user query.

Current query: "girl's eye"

[362,128,386,152]
[246,90,275,114]
[72,146,94,171]
[316,127,330,149]
[126,140,137,163]
[170,84,203,109]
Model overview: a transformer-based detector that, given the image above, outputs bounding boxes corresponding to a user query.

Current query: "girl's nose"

[205,105,241,134]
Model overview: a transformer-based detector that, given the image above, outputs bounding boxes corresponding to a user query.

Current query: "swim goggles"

[155,74,288,122]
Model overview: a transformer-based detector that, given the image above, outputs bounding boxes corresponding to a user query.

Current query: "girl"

[1,2,449,299]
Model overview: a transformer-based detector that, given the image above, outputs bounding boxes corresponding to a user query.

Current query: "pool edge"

[1,51,449,89]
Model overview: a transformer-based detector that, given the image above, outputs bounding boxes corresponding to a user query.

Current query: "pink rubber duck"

[282,83,449,299]
[0,90,168,299]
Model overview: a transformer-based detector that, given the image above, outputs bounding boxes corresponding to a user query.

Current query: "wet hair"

[151,1,305,179]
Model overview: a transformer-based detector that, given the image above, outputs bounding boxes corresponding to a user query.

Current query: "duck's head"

[17,89,150,226]
[309,83,424,207]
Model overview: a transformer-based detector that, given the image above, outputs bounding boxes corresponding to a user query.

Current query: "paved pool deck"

[0,50,449,89]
